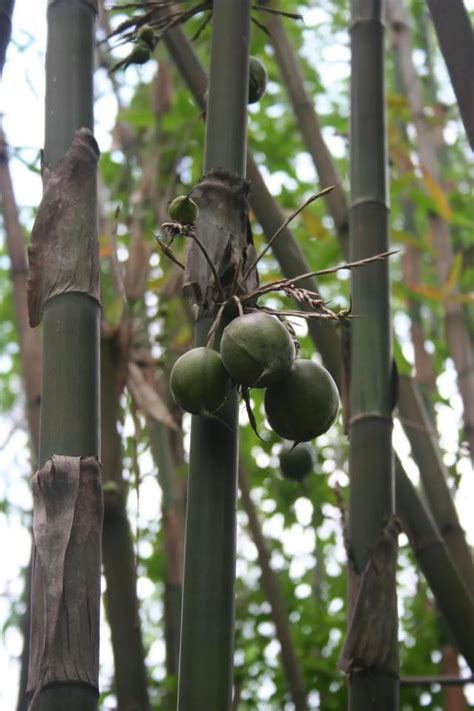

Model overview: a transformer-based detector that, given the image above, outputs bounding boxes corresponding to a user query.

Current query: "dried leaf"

[27,129,100,327]
[127,361,177,430]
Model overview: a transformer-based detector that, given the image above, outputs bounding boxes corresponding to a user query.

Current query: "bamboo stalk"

[101,337,150,711]
[263,2,349,254]
[176,3,251,709]
[27,1,102,709]
[0,130,42,460]
[239,463,309,711]
[0,128,42,711]
[398,376,474,592]
[345,1,399,706]
[148,418,184,679]
[426,0,474,151]
[387,0,474,463]
[395,456,474,670]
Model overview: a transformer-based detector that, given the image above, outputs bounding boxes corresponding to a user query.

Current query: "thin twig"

[251,5,303,21]
[241,250,398,303]
[154,233,186,270]
[206,302,226,349]
[243,185,337,279]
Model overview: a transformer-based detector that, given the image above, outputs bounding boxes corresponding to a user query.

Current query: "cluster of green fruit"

[170,311,340,444]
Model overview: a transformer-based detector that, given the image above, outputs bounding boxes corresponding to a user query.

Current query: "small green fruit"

[137,25,155,50]
[265,359,339,441]
[168,195,199,224]
[248,56,268,104]
[220,312,295,388]
[170,347,232,416]
[279,443,314,482]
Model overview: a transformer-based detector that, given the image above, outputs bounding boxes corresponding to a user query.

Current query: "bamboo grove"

[0,1,473,710]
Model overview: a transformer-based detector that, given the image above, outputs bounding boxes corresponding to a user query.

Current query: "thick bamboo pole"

[26,1,102,709]
[177,3,251,709]
[344,1,399,707]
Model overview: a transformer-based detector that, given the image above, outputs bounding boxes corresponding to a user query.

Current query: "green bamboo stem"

[177,3,251,709]
[27,2,101,709]
[39,0,99,466]
[395,456,474,670]
[426,0,474,151]
[347,1,398,706]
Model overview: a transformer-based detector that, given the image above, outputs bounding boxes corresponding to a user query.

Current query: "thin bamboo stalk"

[345,1,398,706]
[101,337,150,711]
[263,3,349,254]
[239,463,309,711]
[0,129,42,711]
[395,456,474,670]
[387,0,474,462]
[398,376,474,592]
[0,130,42,459]
[176,3,251,709]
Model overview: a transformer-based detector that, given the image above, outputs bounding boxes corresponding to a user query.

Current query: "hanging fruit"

[168,194,199,224]
[220,312,295,388]
[170,347,232,416]
[264,359,339,441]
[279,443,314,482]
[248,56,268,104]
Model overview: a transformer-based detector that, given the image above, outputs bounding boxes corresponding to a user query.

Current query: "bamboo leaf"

[420,166,453,222]
[442,251,463,296]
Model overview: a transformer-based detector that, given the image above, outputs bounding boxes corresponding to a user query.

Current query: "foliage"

[0,0,473,708]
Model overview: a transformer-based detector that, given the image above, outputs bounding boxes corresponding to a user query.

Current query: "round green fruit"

[279,443,314,482]
[264,359,339,441]
[248,56,268,104]
[170,347,232,416]
[168,195,199,224]
[220,312,295,388]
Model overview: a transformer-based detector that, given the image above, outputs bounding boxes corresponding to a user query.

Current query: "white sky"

[0,1,473,708]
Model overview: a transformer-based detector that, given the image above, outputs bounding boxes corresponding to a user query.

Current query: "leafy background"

[0,0,473,709]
